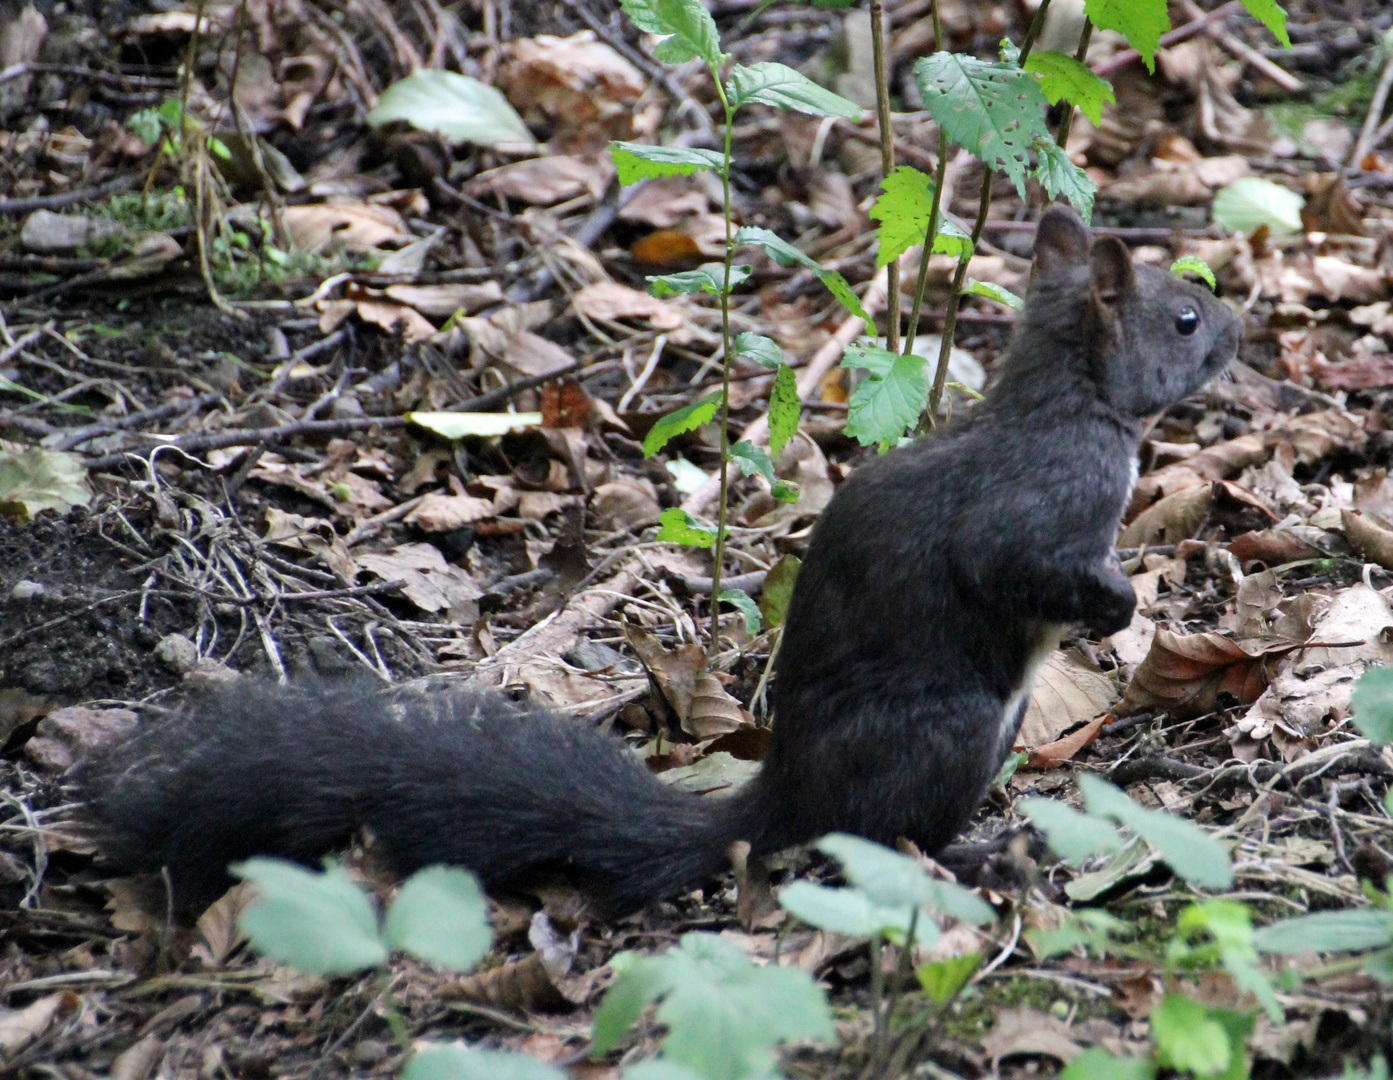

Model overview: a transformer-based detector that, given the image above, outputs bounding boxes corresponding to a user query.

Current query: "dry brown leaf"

[264,508,356,580]
[471,155,611,205]
[192,883,253,968]
[382,282,503,317]
[0,992,77,1054]
[688,670,751,738]
[1227,526,1340,565]
[980,1005,1084,1066]
[617,175,711,227]
[1117,629,1283,717]
[1128,434,1266,518]
[1018,651,1118,749]
[405,494,496,532]
[1025,715,1107,769]
[1342,509,1393,571]
[356,543,482,616]
[503,330,575,378]
[592,478,661,531]
[282,203,410,251]
[1119,483,1212,548]
[571,281,683,330]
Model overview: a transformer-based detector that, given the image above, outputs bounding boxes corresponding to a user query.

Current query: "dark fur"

[78,208,1242,916]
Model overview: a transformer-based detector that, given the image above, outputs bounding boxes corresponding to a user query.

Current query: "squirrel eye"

[1175,306,1200,336]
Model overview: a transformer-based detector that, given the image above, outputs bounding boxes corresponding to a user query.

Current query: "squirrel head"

[1026,206,1241,418]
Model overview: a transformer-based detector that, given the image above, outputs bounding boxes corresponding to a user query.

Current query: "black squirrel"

[78,207,1241,916]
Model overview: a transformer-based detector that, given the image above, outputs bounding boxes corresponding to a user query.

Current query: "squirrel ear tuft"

[1088,235,1135,307]
[1031,205,1089,282]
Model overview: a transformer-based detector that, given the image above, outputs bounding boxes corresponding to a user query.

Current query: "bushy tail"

[78,680,761,916]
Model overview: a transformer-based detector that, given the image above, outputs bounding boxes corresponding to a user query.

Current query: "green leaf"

[611,142,726,185]
[779,880,918,938]
[1239,0,1290,49]
[963,278,1023,309]
[913,52,1052,199]
[733,332,783,369]
[1061,1048,1156,1080]
[382,866,490,973]
[1352,667,1393,745]
[933,218,974,259]
[1034,138,1097,222]
[232,859,388,977]
[817,834,995,923]
[366,71,535,149]
[729,439,795,502]
[1084,0,1170,73]
[768,362,801,458]
[871,166,936,269]
[593,932,833,1079]
[1027,908,1131,959]
[1175,901,1282,1023]
[1077,774,1234,889]
[657,507,717,548]
[1254,909,1393,954]
[1018,798,1124,863]
[1024,50,1116,126]
[649,264,750,297]
[840,344,929,448]
[643,392,722,457]
[405,1044,566,1080]
[0,447,92,523]
[727,62,861,118]
[1151,993,1232,1077]
[735,226,871,321]
[1171,255,1217,290]
[719,587,762,636]
[620,0,725,67]
[758,554,800,629]
[407,411,543,438]
[622,1064,707,1080]
[1212,177,1304,236]
[915,952,981,1005]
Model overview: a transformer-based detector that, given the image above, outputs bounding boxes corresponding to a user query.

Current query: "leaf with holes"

[913,52,1051,199]
[656,507,718,548]
[871,166,936,269]
[643,393,722,457]
[1171,255,1217,290]
[768,363,800,458]
[1034,139,1096,222]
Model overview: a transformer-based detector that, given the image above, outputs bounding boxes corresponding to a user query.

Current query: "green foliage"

[1034,138,1096,222]
[1150,994,1252,1080]
[656,507,718,548]
[1062,1047,1156,1080]
[365,70,535,149]
[1254,908,1393,955]
[1238,0,1291,50]
[871,166,936,269]
[841,343,929,448]
[916,952,982,1005]
[1024,50,1115,126]
[404,1044,564,1080]
[757,554,800,629]
[727,62,861,117]
[0,446,93,523]
[649,265,751,297]
[1351,666,1393,745]
[620,0,725,67]
[612,142,725,183]
[767,363,801,458]
[381,866,491,973]
[1211,177,1304,236]
[1027,908,1132,960]
[1171,256,1217,290]
[591,932,833,1080]
[730,440,795,502]
[733,332,783,369]
[735,226,870,321]
[233,859,390,976]
[1169,902,1280,1023]
[1085,0,1170,73]
[719,587,763,635]
[643,393,723,457]
[963,279,1023,309]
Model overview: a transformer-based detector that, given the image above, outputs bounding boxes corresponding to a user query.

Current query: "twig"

[1181,0,1303,93]
[1352,30,1393,165]
[0,173,139,217]
[0,62,178,90]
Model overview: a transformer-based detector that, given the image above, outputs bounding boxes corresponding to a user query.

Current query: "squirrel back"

[77,207,1241,916]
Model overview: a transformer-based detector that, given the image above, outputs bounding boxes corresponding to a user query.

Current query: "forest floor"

[3,0,1393,1077]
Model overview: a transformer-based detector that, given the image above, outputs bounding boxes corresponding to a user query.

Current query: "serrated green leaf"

[1024,50,1116,126]
[780,881,917,938]
[233,859,388,976]
[1084,0,1170,73]
[871,166,936,269]
[1034,138,1096,221]
[1027,908,1131,959]
[733,332,783,369]
[735,226,871,320]
[817,834,995,923]
[0,446,92,522]
[1352,667,1393,745]
[1254,909,1393,954]
[405,1044,565,1080]
[643,392,722,457]
[1212,177,1304,236]
[365,71,534,149]
[382,866,490,972]
[757,554,800,629]
[611,142,725,185]
[841,344,929,447]
[1239,0,1290,49]
[407,411,543,438]
[1151,993,1232,1077]
[649,264,750,297]
[730,440,776,484]
[593,933,833,1078]
[1018,798,1124,863]
[963,278,1023,309]
[656,507,717,548]
[768,362,800,458]
[1171,255,1217,290]
[915,952,982,1005]
[620,0,725,66]
[1175,901,1282,1023]
[913,52,1052,199]
[1061,1048,1156,1080]
[728,62,861,118]
[1077,774,1234,889]
[933,218,974,259]
[719,587,762,636]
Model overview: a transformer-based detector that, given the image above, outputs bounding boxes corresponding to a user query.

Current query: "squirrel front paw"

[1085,560,1136,637]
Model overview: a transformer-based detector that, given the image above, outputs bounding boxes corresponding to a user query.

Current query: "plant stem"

[870,0,899,354]
[867,933,888,1077]
[1053,17,1094,154]
[708,76,738,665]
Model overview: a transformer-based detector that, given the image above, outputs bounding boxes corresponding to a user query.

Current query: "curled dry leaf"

[405,493,497,533]
[1117,628,1287,718]
[571,281,684,330]
[1341,509,1393,572]
[469,155,611,205]
[264,508,356,580]
[0,992,78,1054]
[1018,651,1118,751]
[1128,434,1265,519]
[282,202,410,252]
[356,543,483,616]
